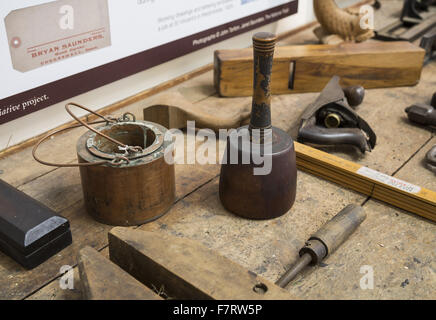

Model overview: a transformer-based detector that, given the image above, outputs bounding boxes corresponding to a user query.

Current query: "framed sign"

[0,0,298,125]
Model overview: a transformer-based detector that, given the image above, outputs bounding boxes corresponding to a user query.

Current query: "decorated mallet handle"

[249,32,276,132]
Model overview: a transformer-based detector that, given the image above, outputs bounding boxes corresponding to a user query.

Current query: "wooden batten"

[108,227,297,300]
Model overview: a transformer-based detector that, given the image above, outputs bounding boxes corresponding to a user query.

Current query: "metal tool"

[33,103,175,226]
[343,85,366,109]
[405,90,436,125]
[405,94,436,174]
[405,103,436,126]
[276,204,366,288]
[426,145,436,172]
[373,0,381,10]
[297,76,377,153]
[417,0,436,11]
[420,26,436,63]
[376,0,436,42]
[219,32,297,220]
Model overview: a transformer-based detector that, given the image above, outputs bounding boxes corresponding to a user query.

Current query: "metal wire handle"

[32,102,142,168]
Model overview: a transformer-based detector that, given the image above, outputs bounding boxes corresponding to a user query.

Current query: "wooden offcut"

[143,92,250,131]
[108,227,296,300]
[214,41,425,97]
[78,246,162,300]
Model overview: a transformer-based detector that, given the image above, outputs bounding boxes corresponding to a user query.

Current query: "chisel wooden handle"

[249,32,276,132]
[307,204,366,258]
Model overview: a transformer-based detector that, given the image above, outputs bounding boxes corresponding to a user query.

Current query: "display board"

[0,0,298,125]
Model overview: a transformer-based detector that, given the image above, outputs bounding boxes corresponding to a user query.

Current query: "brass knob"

[324,113,341,128]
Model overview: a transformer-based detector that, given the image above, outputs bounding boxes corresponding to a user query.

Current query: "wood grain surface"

[109,227,296,300]
[215,42,425,96]
[0,0,433,300]
[78,246,162,300]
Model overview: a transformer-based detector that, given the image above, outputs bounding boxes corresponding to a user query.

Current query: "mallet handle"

[249,32,276,132]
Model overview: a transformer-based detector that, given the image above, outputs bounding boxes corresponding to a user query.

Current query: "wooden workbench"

[0,0,435,300]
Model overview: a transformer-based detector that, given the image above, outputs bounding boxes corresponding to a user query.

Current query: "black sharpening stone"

[0,179,72,269]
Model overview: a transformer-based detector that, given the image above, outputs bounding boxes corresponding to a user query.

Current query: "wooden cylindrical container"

[76,120,175,226]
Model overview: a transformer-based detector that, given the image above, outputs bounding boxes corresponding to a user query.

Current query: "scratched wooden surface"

[1,0,435,300]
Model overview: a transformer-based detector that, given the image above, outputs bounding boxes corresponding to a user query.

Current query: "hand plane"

[405,98,436,127]
[297,76,377,153]
[375,0,436,42]
[214,41,425,97]
[420,26,436,63]
[427,145,436,173]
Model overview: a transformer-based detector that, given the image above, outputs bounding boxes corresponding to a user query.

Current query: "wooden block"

[108,227,296,300]
[143,92,250,131]
[0,179,72,269]
[78,246,162,300]
[214,42,425,97]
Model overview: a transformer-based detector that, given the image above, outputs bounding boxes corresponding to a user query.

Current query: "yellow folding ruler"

[295,142,436,222]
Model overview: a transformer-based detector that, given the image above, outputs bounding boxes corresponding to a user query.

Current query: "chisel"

[276,204,366,288]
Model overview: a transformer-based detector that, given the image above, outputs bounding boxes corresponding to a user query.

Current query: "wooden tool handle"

[309,204,366,258]
[249,32,276,131]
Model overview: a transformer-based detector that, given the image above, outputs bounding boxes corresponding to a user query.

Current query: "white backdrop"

[0,0,360,151]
